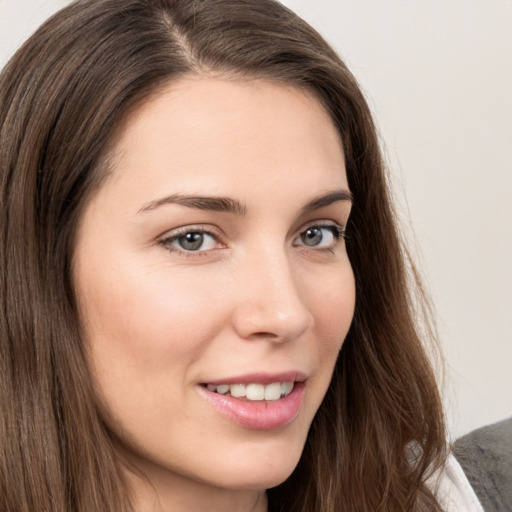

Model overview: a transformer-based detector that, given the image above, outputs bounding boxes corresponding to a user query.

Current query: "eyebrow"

[139,194,248,215]
[138,189,352,216]
[300,190,353,214]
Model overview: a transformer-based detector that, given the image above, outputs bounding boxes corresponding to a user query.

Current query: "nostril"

[232,303,311,343]
[249,331,280,339]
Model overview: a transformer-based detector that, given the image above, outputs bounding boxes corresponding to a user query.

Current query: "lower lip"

[198,383,305,430]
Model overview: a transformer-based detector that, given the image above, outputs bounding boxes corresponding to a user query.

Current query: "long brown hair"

[0,0,446,510]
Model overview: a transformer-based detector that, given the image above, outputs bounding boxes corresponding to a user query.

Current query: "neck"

[123,463,268,512]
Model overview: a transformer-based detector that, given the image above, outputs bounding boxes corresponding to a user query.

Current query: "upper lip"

[202,371,307,386]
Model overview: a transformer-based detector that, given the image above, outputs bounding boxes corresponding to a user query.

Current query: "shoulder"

[427,453,484,512]
[453,416,512,512]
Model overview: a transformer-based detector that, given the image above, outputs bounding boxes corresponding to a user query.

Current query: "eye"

[160,228,220,253]
[294,224,345,249]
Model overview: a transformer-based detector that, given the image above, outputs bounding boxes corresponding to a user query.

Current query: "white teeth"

[281,382,294,395]
[246,383,265,400]
[216,384,230,394]
[264,382,282,401]
[206,381,295,400]
[230,384,245,397]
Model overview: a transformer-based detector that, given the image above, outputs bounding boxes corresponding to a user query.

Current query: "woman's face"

[74,78,355,508]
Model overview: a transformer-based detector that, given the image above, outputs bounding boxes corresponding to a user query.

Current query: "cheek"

[307,262,355,353]
[88,269,216,333]
[75,256,231,403]
[297,260,355,402]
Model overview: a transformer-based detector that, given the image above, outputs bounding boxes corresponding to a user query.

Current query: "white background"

[1,0,511,439]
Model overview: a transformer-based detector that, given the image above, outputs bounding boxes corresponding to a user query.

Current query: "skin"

[73,77,355,512]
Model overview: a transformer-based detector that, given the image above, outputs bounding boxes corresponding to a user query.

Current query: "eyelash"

[159,226,223,258]
[294,223,347,250]
[158,222,347,258]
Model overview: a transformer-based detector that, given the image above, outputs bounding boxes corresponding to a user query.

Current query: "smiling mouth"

[203,381,295,401]
[199,379,305,429]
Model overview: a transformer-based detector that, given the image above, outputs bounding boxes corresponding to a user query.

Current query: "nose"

[231,249,313,343]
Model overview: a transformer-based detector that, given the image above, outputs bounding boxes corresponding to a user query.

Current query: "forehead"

[100,77,348,208]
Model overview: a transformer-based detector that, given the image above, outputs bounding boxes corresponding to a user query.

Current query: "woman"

[0,0,481,510]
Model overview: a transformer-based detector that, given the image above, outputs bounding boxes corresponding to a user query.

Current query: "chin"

[205,437,305,491]
[214,460,300,491]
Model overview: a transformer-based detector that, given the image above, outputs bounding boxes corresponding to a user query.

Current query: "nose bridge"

[232,241,312,341]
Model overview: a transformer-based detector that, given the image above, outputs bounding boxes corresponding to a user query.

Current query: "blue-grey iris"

[179,232,204,251]
[301,227,323,246]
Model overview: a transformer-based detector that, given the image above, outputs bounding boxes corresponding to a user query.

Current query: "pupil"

[302,228,322,246]
[180,232,204,251]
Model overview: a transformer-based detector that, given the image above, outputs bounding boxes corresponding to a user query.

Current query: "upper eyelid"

[300,219,345,228]
[158,219,346,239]
[296,219,346,234]
[158,224,224,241]
[158,220,344,236]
